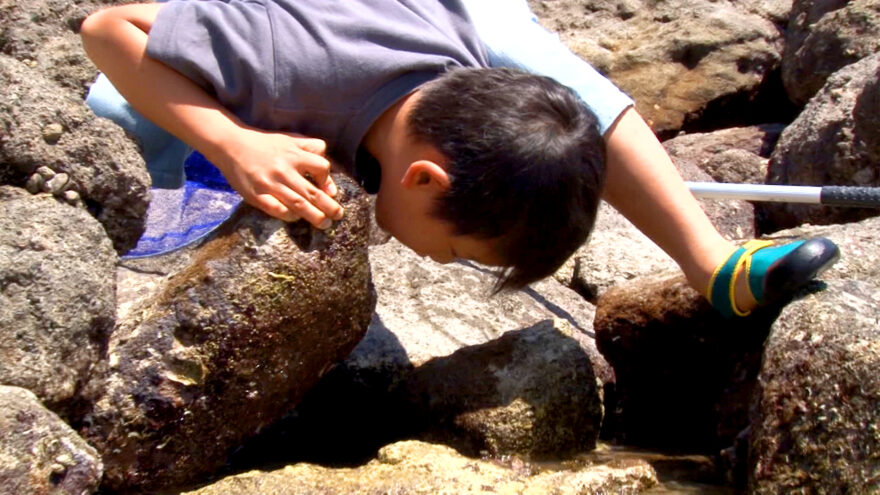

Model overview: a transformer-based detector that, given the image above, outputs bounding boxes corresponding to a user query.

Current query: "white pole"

[686,182,823,204]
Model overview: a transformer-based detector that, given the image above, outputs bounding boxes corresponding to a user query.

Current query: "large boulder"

[0,186,116,418]
[528,0,784,133]
[591,214,880,474]
[593,272,778,451]
[396,320,603,459]
[230,238,607,468]
[183,440,658,495]
[759,52,880,233]
[0,385,102,495]
[748,279,880,494]
[80,176,376,493]
[0,54,150,254]
[782,0,880,106]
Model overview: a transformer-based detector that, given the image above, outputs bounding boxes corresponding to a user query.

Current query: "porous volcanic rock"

[662,124,785,185]
[759,52,880,233]
[183,440,658,495]
[593,272,778,451]
[0,385,102,495]
[0,54,150,254]
[748,279,880,494]
[529,0,784,133]
[782,0,880,106]
[231,238,606,467]
[396,320,603,459]
[80,176,375,493]
[0,186,116,417]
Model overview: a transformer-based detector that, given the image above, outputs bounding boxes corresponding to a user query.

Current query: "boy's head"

[374,67,606,291]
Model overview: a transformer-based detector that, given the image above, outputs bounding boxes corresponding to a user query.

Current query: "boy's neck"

[362,90,421,179]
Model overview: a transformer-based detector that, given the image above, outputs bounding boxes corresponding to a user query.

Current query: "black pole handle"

[821,186,880,209]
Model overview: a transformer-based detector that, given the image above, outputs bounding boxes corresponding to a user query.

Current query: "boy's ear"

[400,160,451,191]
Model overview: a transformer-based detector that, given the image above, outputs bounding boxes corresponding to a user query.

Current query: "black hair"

[408,67,606,291]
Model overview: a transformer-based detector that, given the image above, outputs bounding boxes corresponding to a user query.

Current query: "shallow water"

[528,442,736,494]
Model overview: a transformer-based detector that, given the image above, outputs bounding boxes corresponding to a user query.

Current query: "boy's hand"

[215,128,344,229]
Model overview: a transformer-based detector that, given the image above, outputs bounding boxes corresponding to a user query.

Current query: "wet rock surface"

[229,239,607,468]
[0,385,102,495]
[79,177,375,493]
[396,320,603,459]
[184,440,658,495]
[0,186,115,418]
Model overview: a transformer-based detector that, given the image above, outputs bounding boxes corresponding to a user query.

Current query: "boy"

[80,0,837,317]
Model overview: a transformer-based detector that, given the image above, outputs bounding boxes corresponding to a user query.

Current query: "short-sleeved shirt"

[146,0,489,188]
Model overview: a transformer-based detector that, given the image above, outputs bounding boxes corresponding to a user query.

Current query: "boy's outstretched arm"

[80,4,343,229]
[602,108,747,305]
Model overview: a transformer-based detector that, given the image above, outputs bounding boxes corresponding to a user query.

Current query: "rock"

[183,440,659,495]
[80,176,376,493]
[0,186,116,418]
[758,52,880,233]
[554,197,753,303]
[0,54,151,254]
[782,0,880,106]
[397,320,603,459]
[747,279,880,494]
[593,272,779,451]
[0,0,136,94]
[231,238,607,468]
[662,124,786,184]
[529,0,784,133]
[592,214,880,466]
[0,385,102,495]
[554,204,678,302]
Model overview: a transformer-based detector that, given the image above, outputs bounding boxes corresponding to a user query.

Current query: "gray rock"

[397,320,604,459]
[759,52,880,233]
[782,0,880,106]
[554,204,679,302]
[182,440,659,495]
[554,197,753,303]
[80,177,376,493]
[0,186,116,417]
[0,0,135,94]
[0,54,150,254]
[662,124,785,184]
[748,279,880,494]
[529,0,783,133]
[234,239,606,466]
[0,385,102,495]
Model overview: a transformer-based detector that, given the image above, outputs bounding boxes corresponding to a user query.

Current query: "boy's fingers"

[292,136,328,156]
[252,194,300,223]
[275,180,342,228]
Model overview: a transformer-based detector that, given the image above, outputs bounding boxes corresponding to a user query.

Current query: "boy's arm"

[80,4,343,229]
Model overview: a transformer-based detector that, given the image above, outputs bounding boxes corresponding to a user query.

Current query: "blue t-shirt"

[146,0,489,181]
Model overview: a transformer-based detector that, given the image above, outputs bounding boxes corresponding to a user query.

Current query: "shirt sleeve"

[460,0,633,135]
[145,0,276,125]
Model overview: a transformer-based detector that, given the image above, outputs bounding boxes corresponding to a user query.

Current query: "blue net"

[123,152,241,259]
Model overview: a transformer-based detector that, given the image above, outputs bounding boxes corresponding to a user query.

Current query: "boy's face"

[374,187,500,266]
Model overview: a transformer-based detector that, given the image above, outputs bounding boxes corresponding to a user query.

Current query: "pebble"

[42,123,64,144]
